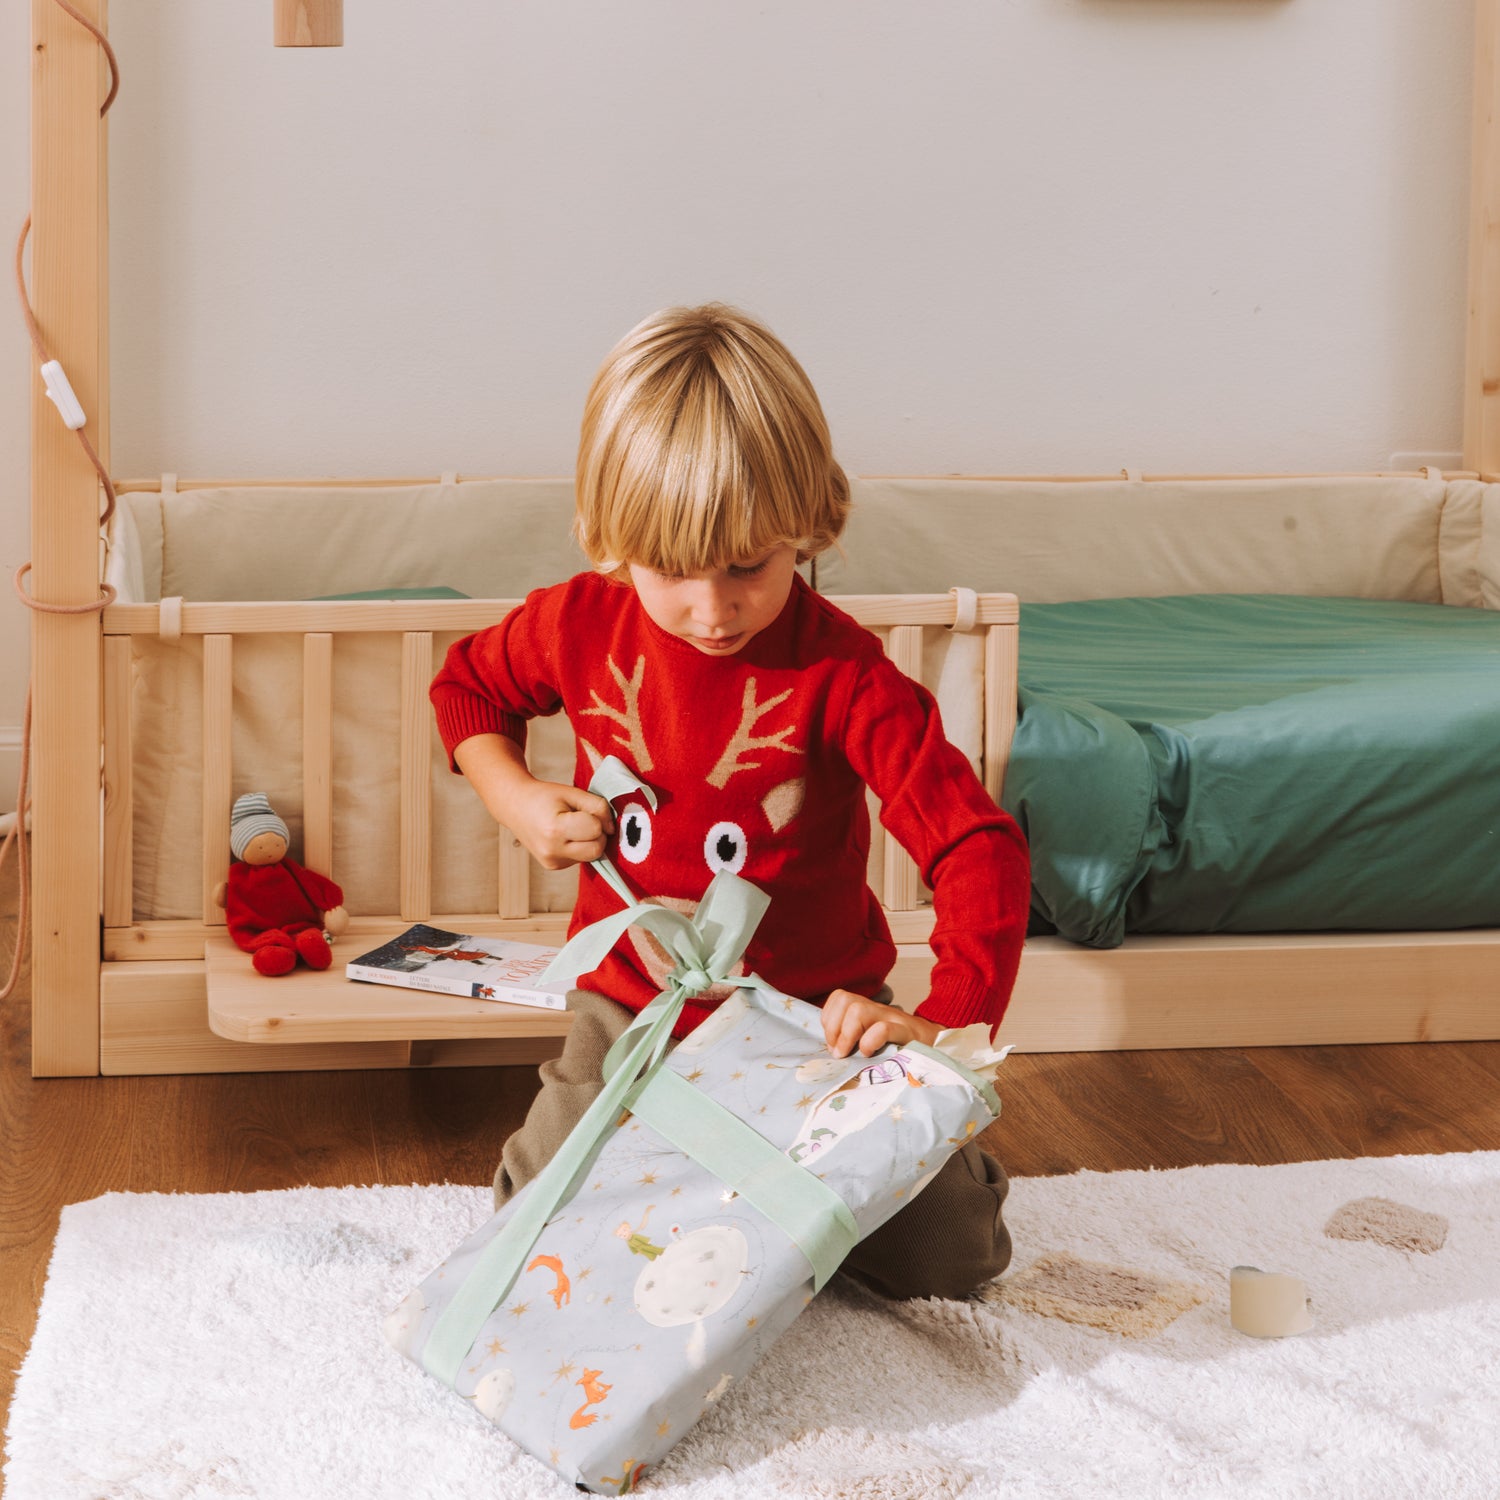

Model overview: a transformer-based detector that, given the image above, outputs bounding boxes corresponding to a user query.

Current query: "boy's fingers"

[835,1008,868,1058]
[821,990,854,1047]
[859,1020,891,1056]
[558,808,606,842]
[564,788,616,832]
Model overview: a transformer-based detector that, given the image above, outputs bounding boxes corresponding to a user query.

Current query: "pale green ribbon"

[419,756,858,1388]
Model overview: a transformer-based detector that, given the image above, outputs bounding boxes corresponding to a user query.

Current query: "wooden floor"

[5,858,1500,1442]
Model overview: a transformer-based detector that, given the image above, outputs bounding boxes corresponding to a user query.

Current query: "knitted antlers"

[707,678,804,789]
[581,655,654,772]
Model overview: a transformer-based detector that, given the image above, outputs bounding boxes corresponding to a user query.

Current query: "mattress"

[1001,595,1500,946]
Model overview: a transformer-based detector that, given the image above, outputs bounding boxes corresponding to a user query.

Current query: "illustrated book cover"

[345,924,569,1009]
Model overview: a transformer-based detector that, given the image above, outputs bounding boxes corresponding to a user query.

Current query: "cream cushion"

[1437,480,1500,609]
[816,476,1449,603]
[107,479,583,603]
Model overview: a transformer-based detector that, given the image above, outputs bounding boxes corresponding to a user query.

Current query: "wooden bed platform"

[22,0,1500,1076]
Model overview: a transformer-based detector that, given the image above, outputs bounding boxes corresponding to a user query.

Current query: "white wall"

[0,0,1478,807]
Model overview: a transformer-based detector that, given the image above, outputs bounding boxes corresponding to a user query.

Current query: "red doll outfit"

[225,858,344,976]
[431,572,1030,1038]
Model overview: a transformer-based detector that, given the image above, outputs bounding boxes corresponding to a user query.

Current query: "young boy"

[430,303,1030,1301]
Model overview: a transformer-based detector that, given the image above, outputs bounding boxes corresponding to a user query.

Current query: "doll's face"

[239,830,288,866]
[625,546,798,657]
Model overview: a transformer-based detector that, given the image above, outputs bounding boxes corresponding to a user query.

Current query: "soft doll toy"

[214,792,349,976]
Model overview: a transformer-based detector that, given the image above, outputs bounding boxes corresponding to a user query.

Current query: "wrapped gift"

[383,759,1008,1493]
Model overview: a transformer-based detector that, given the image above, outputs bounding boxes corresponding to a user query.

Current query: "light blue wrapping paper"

[384,982,998,1493]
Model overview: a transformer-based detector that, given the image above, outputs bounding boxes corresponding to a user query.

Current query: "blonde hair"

[575,303,849,578]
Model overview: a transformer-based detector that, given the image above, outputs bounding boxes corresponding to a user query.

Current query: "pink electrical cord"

[3,0,121,1002]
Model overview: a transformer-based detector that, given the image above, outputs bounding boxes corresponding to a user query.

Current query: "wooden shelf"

[205,935,575,1045]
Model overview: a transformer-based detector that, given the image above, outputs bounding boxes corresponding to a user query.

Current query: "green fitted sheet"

[1000,595,1500,947]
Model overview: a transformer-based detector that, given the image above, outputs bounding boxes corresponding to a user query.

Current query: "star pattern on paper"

[795,1094,815,1109]
[685,1067,705,1084]
[670,1186,683,1196]
[730,1070,745,1081]
[639,1171,659,1185]
[508,1301,530,1319]
[657,1420,671,1437]
[890,1103,905,1121]
[486,1337,507,1357]
[550,1360,577,1384]
[577,1265,593,1280]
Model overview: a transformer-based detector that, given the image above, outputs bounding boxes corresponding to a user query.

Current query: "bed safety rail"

[99,593,1020,1050]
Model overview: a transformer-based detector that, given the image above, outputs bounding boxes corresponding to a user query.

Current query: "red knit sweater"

[431,573,1029,1037]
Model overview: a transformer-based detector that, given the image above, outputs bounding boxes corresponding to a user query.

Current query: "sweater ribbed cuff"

[914,975,1004,1035]
[432,689,527,771]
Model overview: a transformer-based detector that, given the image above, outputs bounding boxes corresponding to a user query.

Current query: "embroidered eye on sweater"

[618,805,653,864]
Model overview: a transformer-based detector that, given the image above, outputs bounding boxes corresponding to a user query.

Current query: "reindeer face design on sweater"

[578,655,807,998]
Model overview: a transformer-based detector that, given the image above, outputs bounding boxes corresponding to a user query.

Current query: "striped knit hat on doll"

[230,792,289,860]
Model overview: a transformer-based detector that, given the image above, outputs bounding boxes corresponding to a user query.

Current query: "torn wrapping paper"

[383,759,1005,1493]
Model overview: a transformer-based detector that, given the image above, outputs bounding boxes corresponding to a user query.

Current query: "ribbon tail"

[420,982,687,1386]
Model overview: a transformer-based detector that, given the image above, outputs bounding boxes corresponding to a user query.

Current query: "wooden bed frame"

[23,0,1500,1077]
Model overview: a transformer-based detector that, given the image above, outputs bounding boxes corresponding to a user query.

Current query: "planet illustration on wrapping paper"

[633,1224,750,1368]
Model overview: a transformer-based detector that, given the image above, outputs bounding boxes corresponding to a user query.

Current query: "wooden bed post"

[1466,0,1500,473]
[28,0,109,1076]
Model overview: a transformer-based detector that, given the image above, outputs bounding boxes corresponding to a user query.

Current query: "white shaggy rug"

[6,1152,1499,1500]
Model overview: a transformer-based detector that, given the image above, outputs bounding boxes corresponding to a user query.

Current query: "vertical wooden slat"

[882,625,925,911]
[984,623,1020,804]
[498,824,532,919]
[400,632,434,921]
[202,636,233,925]
[1467,0,1500,472]
[102,635,132,927]
[28,0,108,1074]
[302,633,334,877]
[497,726,532,918]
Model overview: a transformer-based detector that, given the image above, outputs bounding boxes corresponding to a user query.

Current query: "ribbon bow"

[420,757,783,1386]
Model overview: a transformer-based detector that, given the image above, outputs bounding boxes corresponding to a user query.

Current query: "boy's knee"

[843,1146,1013,1301]
[493,1155,518,1213]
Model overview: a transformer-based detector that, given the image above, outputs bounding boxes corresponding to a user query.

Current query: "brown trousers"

[494,989,1013,1301]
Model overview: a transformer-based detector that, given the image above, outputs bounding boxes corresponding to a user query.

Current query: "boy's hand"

[821,989,943,1058]
[453,735,616,869]
[510,779,616,871]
